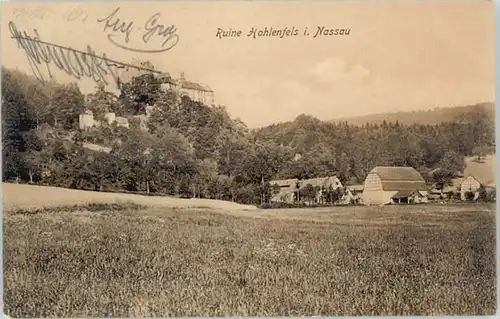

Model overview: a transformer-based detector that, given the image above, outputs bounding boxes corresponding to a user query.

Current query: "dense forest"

[2,66,495,205]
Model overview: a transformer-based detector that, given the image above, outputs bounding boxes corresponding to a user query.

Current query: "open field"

[3,184,497,316]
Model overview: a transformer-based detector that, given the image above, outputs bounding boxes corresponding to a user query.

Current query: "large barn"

[362,166,427,205]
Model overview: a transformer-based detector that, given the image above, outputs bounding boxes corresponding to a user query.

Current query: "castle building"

[117,60,215,105]
[174,72,215,106]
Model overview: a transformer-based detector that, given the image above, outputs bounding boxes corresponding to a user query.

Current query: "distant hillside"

[331,102,495,126]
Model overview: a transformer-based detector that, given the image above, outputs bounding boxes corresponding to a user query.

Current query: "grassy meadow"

[3,184,497,317]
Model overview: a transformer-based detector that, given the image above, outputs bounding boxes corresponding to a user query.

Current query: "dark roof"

[371,166,425,181]
[370,166,426,191]
[429,185,456,194]
[300,176,339,189]
[392,189,426,199]
[392,189,414,199]
[270,178,299,187]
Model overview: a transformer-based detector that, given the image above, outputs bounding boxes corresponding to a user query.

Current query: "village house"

[453,174,495,201]
[79,111,130,131]
[341,185,364,205]
[114,117,130,129]
[362,166,428,206]
[269,178,299,203]
[270,175,343,204]
[300,176,343,203]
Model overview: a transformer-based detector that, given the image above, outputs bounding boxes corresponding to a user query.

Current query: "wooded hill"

[331,102,495,126]
[2,66,495,206]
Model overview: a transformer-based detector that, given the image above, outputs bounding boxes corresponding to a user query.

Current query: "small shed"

[392,189,428,204]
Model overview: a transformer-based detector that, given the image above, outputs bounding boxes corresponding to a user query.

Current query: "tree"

[1,69,36,182]
[431,169,455,195]
[119,73,161,115]
[147,89,180,134]
[194,158,219,198]
[86,82,119,121]
[51,83,85,129]
[271,184,281,202]
[300,184,318,205]
[472,145,494,162]
[478,186,488,202]
[464,191,475,201]
[23,128,45,184]
[323,185,340,204]
[438,150,466,175]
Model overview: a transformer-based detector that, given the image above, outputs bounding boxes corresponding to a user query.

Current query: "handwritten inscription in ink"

[12,6,51,20]
[8,21,162,87]
[97,7,180,53]
[66,6,89,23]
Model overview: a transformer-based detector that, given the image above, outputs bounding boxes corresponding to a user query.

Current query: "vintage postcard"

[1,0,496,317]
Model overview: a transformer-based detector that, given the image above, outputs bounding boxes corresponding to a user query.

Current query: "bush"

[478,187,488,202]
[464,191,475,201]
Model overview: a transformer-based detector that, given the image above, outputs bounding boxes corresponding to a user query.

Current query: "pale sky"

[1,1,494,128]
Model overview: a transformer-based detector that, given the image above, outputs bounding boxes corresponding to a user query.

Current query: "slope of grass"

[2,183,257,213]
[3,203,495,317]
[463,154,496,186]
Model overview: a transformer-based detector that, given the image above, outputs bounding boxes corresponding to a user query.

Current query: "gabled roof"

[369,166,426,191]
[270,178,299,187]
[371,166,425,181]
[392,189,414,199]
[462,154,495,187]
[392,189,427,199]
[347,185,364,192]
[300,176,340,189]
[454,174,496,189]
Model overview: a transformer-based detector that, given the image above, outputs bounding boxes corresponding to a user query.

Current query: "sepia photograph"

[1,0,496,317]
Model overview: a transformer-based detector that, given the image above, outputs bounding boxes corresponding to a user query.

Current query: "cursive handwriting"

[97,7,134,43]
[97,7,179,53]
[66,6,89,23]
[13,6,51,20]
[142,13,179,51]
[8,21,162,87]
